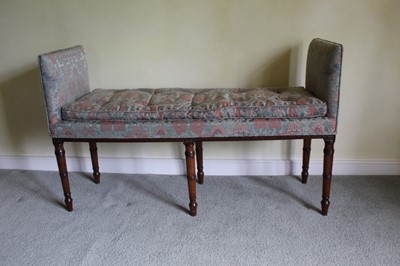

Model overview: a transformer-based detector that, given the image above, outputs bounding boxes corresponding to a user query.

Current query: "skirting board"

[0,156,399,176]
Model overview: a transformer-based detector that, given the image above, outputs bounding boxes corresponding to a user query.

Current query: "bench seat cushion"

[61,87,327,121]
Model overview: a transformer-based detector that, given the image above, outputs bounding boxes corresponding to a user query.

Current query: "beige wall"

[0,0,399,161]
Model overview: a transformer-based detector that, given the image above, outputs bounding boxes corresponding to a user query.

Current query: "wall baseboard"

[0,155,399,176]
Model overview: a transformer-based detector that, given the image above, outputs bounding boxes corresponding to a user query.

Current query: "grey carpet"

[0,169,399,266]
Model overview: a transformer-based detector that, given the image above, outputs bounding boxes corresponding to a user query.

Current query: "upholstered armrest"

[306,38,343,118]
[38,46,90,134]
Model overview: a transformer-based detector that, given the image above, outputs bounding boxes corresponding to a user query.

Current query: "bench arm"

[38,45,90,134]
[306,38,343,118]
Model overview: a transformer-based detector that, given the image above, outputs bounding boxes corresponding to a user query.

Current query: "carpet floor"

[0,169,399,265]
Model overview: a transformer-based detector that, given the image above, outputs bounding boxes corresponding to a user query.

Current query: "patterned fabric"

[38,46,90,134]
[191,87,327,120]
[38,38,342,140]
[306,38,343,119]
[62,87,327,121]
[50,117,337,139]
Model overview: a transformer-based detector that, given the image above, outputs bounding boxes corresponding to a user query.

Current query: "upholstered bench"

[38,38,343,216]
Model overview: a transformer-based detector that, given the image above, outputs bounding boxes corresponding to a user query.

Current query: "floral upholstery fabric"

[38,46,90,131]
[190,87,326,119]
[51,117,337,139]
[39,38,342,140]
[306,38,343,118]
[62,87,327,121]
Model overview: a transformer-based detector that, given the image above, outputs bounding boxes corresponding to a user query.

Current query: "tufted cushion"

[62,87,327,121]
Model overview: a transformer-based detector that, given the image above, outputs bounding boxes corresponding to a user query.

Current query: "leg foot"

[53,139,73,211]
[184,141,198,216]
[89,141,100,184]
[301,138,311,184]
[195,141,204,184]
[321,136,335,216]
[65,196,73,212]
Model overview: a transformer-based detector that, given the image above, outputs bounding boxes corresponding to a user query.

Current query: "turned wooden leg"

[321,136,335,216]
[52,139,73,211]
[184,141,198,216]
[301,137,312,184]
[195,141,204,184]
[89,141,100,184]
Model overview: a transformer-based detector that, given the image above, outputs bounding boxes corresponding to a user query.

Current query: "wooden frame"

[52,135,335,216]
